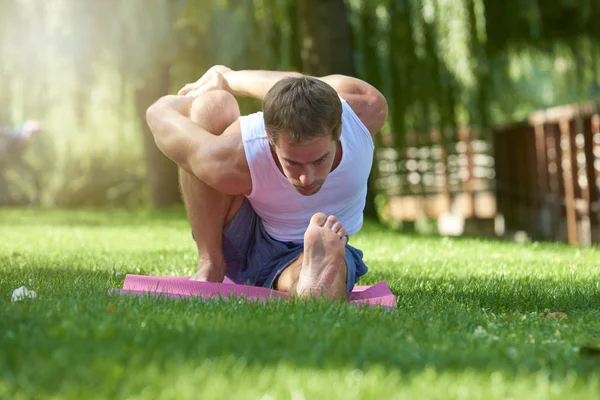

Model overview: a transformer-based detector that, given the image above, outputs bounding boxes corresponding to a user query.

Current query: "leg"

[181,90,245,282]
[275,214,348,300]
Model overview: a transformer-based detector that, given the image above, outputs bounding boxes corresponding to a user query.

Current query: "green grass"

[1,208,600,399]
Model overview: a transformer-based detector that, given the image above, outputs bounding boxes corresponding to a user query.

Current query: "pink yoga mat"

[111,275,396,309]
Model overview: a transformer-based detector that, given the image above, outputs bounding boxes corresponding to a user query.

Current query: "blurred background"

[1,0,599,245]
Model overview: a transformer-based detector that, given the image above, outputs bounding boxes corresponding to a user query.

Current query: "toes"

[310,212,327,227]
[324,215,337,229]
[338,227,346,238]
[332,221,343,234]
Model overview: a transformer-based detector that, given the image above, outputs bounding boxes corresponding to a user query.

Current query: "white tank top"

[239,97,374,244]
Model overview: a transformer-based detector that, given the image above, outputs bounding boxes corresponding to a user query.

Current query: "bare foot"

[295,213,347,298]
[190,258,226,282]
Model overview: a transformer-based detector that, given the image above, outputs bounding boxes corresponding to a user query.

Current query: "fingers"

[178,74,228,98]
[181,83,212,98]
[178,66,230,96]
[185,86,206,98]
[178,78,204,96]
[177,83,194,96]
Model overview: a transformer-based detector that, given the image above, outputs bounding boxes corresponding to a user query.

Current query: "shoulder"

[339,86,387,137]
[323,75,388,136]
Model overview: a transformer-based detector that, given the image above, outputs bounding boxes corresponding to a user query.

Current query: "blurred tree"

[352,0,385,218]
[134,64,180,207]
[297,0,386,217]
[298,0,355,77]
[60,0,209,207]
[0,0,18,125]
[96,0,188,207]
[2,0,600,210]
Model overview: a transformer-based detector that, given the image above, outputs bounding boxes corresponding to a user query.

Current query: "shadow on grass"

[3,209,570,254]
[364,269,600,313]
[0,206,189,227]
[2,267,600,397]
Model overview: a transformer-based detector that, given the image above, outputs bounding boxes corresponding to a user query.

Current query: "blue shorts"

[217,199,368,292]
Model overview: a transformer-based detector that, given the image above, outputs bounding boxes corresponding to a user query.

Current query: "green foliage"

[484,0,600,52]
[0,0,599,207]
[2,209,600,398]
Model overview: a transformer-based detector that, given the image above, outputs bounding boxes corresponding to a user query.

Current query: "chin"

[295,185,322,196]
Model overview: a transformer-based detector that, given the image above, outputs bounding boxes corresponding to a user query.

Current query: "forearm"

[223,69,360,101]
[224,70,304,99]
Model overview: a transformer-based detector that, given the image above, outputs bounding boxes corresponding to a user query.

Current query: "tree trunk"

[357,2,383,219]
[297,0,382,218]
[298,0,355,76]
[0,65,11,125]
[287,1,303,72]
[134,63,181,207]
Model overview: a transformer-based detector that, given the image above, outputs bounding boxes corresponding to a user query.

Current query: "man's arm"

[224,70,388,135]
[224,70,303,99]
[179,66,388,136]
[145,95,250,195]
[319,74,388,136]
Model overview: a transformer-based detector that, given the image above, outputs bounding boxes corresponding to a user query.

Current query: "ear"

[333,121,342,141]
[265,129,275,146]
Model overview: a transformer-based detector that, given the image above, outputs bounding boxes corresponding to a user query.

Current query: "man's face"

[271,133,338,196]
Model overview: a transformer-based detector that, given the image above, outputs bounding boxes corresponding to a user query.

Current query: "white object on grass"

[438,211,465,236]
[11,286,37,301]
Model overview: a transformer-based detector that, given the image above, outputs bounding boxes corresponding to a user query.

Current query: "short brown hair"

[263,76,342,145]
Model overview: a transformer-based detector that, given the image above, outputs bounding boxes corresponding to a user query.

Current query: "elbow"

[145,99,173,145]
[372,93,389,132]
[144,101,172,157]
[363,91,388,134]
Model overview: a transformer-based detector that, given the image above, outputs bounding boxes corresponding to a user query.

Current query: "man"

[146,66,387,300]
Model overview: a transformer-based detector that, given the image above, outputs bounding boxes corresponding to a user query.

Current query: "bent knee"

[190,90,240,134]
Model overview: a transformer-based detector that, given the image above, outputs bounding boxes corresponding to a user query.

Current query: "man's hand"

[190,261,226,283]
[178,65,232,98]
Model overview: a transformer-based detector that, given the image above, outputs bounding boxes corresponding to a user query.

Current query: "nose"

[299,166,315,185]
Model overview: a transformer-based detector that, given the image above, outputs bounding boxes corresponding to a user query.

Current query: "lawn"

[1,208,600,399]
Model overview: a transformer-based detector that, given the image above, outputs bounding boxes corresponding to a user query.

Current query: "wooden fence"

[376,102,600,245]
[493,103,600,245]
[376,128,496,223]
